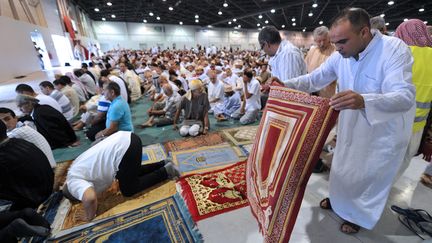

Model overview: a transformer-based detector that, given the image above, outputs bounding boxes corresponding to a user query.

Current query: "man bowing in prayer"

[270,8,415,234]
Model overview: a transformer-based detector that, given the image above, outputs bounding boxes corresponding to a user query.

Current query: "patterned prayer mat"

[61,180,176,230]
[177,161,248,221]
[222,126,259,145]
[247,87,338,243]
[49,194,203,243]
[171,144,244,173]
[164,132,226,152]
[142,143,168,165]
[53,160,73,191]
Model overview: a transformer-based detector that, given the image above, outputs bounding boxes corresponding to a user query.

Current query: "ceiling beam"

[210,0,312,26]
[299,4,304,26]
[313,0,331,24]
[251,0,278,27]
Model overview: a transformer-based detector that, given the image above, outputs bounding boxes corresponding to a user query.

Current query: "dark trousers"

[86,119,106,141]
[116,133,168,197]
[0,209,50,243]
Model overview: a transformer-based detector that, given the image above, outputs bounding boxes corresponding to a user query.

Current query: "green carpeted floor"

[53,97,260,162]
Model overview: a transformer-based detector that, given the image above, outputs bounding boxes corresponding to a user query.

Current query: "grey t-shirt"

[178,92,210,123]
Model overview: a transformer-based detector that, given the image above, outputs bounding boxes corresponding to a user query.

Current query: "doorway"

[30,31,52,70]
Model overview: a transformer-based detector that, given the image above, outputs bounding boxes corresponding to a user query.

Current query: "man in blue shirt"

[96,82,132,140]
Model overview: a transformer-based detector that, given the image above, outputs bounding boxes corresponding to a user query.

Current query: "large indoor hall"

[0,0,431,242]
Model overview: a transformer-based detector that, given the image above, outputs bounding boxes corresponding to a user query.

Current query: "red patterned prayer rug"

[177,161,248,221]
[247,87,339,242]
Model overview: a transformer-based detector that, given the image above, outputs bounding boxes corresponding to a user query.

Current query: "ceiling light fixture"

[292,23,296,26]
[258,15,263,19]
[169,6,173,11]
[195,14,199,19]
[149,12,154,16]
[107,2,112,6]
[308,12,313,17]
[265,20,269,24]
[156,16,160,20]
[424,21,428,24]
[387,1,394,5]
[94,8,99,12]
[102,17,106,21]
[179,21,183,25]
[380,13,385,17]
[257,23,261,26]
[312,3,318,8]
[419,8,424,12]
[223,1,228,7]
[228,21,232,24]
[291,17,296,22]
[238,24,241,28]
[111,14,116,18]
[319,20,323,24]
[404,18,408,21]
[270,9,276,13]
[302,28,306,32]
[385,22,389,26]
[143,19,147,23]
[282,24,285,28]
[218,11,223,15]
[208,25,212,28]
[233,18,237,22]
[195,19,199,23]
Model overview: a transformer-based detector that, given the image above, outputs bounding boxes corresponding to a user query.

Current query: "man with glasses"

[258,26,306,82]
[258,26,306,109]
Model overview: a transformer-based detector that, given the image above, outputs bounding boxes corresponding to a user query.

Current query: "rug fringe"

[174,193,204,243]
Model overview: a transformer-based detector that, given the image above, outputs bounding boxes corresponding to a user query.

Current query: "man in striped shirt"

[39,81,74,122]
[0,107,56,168]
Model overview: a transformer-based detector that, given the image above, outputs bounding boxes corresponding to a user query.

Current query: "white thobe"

[269,40,307,80]
[208,80,224,109]
[282,31,415,229]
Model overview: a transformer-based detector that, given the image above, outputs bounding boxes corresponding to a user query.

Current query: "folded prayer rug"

[247,87,338,242]
[164,132,226,152]
[177,161,248,221]
[142,143,168,165]
[171,144,244,173]
[49,194,203,243]
[222,126,259,145]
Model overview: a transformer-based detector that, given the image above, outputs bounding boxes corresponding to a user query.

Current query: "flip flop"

[398,215,432,240]
[391,205,432,223]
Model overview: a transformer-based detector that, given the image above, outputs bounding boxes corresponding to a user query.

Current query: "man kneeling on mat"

[62,131,180,222]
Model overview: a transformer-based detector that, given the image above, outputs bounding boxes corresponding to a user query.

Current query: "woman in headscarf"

[394,19,432,186]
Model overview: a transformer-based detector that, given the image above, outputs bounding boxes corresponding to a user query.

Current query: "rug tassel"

[174,193,204,243]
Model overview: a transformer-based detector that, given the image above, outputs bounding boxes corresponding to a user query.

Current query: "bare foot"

[69,140,81,147]
[73,122,85,131]
[139,122,152,128]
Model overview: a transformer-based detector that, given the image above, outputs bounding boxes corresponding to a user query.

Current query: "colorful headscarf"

[394,19,432,47]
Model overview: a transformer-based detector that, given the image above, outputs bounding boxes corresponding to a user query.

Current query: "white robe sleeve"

[282,52,338,93]
[361,47,415,125]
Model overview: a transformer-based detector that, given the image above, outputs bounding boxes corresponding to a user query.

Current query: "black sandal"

[319,198,332,210]
[391,205,432,223]
[340,221,360,234]
[398,215,432,240]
